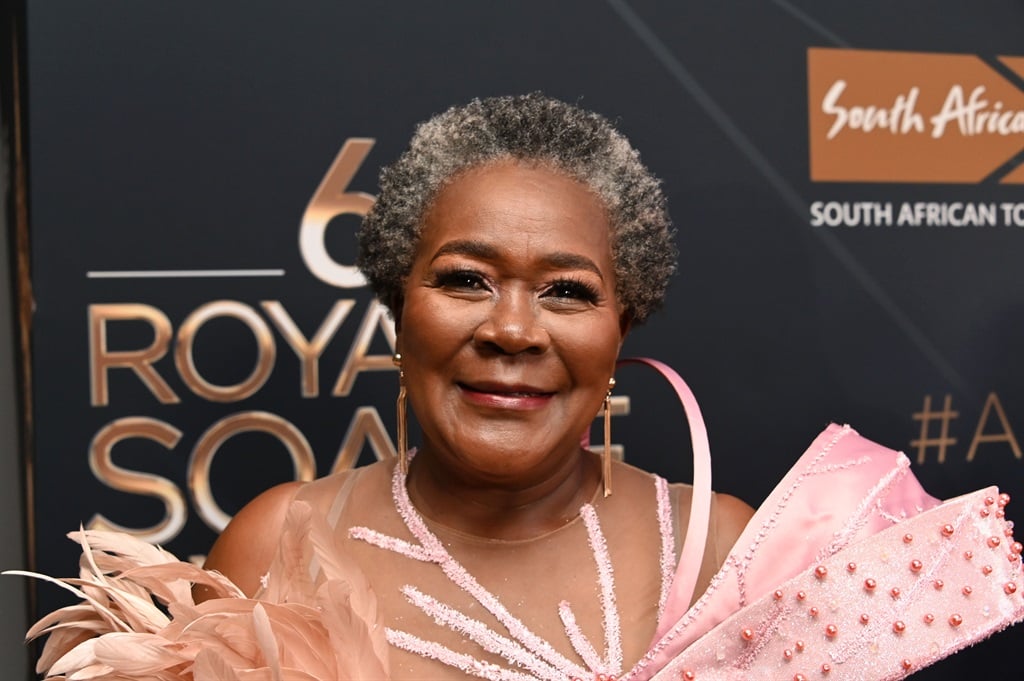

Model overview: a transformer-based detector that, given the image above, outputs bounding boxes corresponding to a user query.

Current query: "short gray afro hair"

[357,93,677,323]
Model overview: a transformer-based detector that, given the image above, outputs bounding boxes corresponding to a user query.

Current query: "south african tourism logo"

[808,48,1024,184]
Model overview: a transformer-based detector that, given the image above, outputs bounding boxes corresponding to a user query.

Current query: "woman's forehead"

[415,162,614,268]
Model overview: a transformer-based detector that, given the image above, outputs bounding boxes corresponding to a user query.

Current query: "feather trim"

[6,527,389,680]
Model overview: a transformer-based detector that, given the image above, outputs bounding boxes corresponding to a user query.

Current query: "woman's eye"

[544,279,599,303]
[435,270,488,291]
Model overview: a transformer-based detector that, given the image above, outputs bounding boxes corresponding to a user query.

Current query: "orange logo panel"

[808,48,1024,184]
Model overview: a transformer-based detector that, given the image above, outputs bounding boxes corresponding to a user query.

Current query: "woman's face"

[397,161,628,489]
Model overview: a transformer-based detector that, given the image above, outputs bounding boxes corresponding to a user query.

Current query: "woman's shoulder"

[609,458,754,573]
[202,459,394,597]
[610,457,754,524]
[199,479,303,598]
[293,458,392,508]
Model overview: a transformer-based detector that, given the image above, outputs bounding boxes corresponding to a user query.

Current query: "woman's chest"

[344,509,668,680]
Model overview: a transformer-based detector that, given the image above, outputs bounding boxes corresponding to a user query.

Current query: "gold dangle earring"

[603,376,615,497]
[394,353,408,475]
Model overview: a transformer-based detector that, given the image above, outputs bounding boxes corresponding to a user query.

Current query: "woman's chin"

[431,434,581,485]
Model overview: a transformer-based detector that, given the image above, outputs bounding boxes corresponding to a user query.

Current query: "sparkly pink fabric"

[642,489,1024,680]
[347,424,1024,680]
[654,476,676,621]
[629,424,1024,680]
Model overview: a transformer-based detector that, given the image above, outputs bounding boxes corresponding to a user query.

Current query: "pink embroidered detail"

[386,465,588,679]
[647,424,915,680]
[385,628,538,681]
[349,459,675,680]
[560,601,604,674]
[401,584,569,680]
[812,455,872,474]
[347,527,439,562]
[655,476,676,621]
[626,425,995,681]
[628,423,854,681]
[641,486,1024,681]
[627,557,738,678]
[736,427,856,606]
[820,453,911,559]
[581,504,624,675]
[633,426,856,678]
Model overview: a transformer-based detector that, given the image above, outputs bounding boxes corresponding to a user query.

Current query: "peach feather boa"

[5,501,389,681]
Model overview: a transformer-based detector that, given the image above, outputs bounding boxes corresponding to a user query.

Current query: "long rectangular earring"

[603,377,615,497]
[394,353,408,475]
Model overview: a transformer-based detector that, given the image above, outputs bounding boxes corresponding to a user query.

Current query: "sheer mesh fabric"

[282,457,717,680]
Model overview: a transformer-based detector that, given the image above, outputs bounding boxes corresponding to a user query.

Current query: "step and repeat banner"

[22,1,1023,676]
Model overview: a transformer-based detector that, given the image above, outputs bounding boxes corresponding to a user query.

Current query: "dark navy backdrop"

[21,1,1024,676]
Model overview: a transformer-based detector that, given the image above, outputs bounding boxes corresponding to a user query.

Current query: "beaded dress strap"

[618,358,713,625]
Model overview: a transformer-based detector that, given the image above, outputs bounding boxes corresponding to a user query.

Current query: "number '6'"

[299,138,376,288]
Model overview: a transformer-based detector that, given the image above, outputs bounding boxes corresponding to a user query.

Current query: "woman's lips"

[458,382,554,410]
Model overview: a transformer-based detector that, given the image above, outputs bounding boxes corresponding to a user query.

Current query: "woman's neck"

[404,448,603,541]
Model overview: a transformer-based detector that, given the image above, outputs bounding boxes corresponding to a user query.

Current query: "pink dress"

[265,423,1021,681]
[13,361,1024,680]
[257,358,1024,679]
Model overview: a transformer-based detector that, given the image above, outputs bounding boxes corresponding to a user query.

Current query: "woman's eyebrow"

[431,239,500,262]
[431,240,603,280]
[541,252,604,280]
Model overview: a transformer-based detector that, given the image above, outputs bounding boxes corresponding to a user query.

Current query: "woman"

[205,92,755,678]
[15,94,1023,680]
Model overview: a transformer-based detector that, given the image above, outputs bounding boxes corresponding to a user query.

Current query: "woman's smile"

[457,380,556,410]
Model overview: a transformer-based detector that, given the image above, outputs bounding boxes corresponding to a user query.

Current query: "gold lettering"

[174,301,275,402]
[262,299,355,398]
[331,406,398,473]
[332,299,397,396]
[299,138,377,288]
[966,393,1023,461]
[87,417,186,544]
[910,394,959,464]
[88,304,179,406]
[188,411,316,532]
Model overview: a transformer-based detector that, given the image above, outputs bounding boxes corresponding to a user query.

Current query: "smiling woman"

[399,162,626,509]
[198,96,755,678]
[15,94,1024,681]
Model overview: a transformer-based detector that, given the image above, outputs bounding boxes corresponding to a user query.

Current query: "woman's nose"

[473,291,549,355]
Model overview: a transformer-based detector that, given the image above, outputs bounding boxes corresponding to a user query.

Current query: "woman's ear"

[618,312,633,346]
[389,294,404,334]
